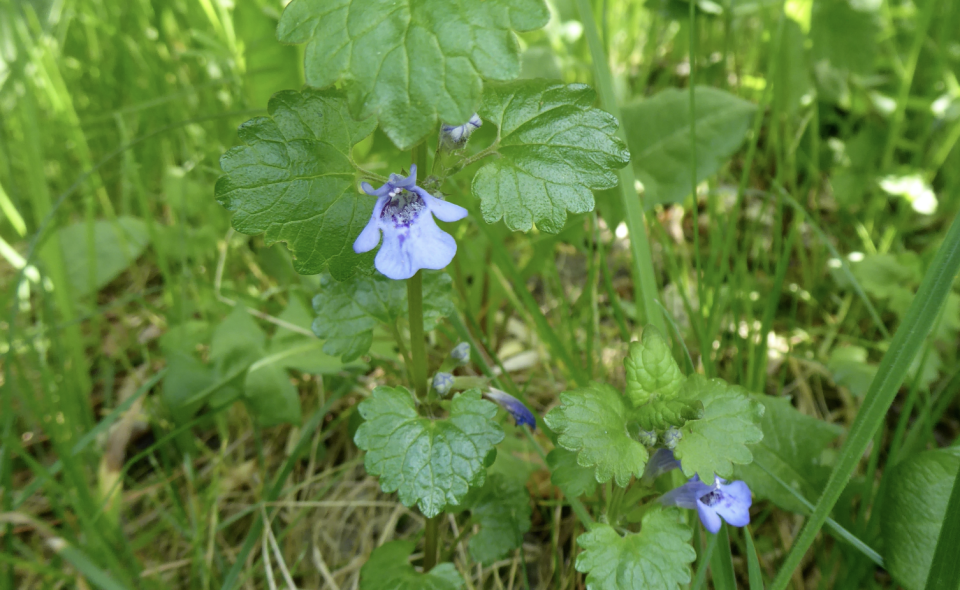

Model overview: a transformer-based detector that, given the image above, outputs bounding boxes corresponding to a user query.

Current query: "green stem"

[407,271,429,400]
[577,0,665,335]
[423,515,440,571]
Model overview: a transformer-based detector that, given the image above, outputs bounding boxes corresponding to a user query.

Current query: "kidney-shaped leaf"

[277,0,549,151]
[473,80,631,233]
[216,89,377,280]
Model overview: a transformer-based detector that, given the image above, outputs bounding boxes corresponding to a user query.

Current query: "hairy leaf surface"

[355,387,504,517]
[473,81,630,232]
[277,0,549,150]
[216,89,376,279]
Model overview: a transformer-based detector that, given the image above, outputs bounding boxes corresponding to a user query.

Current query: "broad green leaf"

[810,0,878,75]
[359,540,463,590]
[827,346,878,398]
[354,387,504,517]
[881,447,960,590]
[623,327,684,407]
[58,216,149,297]
[210,305,267,374]
[544,383,649,487]
[277,0,550,151]
[472,80,631,233]
[161,351,216,424]
[546,448,598,498]
[621,87,755,207]
[312,271,454,361]
[268,296,359,374]
[733,396,843,514]
[215,89,377,280]
[673,375,764,483]
[575,510,695,590]
[462,473,532,564]
[243,361,302,427]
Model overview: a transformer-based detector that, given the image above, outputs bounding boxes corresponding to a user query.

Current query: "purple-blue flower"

[450,342,471,364]
[440,114,482,150]
[642,448,682,483]
[660,474,752,534]
[485,388,536,429]
[432,372,454,396]
[353,164,468,280]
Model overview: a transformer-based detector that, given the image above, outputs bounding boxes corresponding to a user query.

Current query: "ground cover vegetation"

[1,0,960,588]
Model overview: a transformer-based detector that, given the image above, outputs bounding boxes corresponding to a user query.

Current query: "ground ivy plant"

[213,1,764,586]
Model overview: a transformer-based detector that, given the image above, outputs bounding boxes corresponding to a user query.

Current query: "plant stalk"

[407,270,429,400]
[423,515,440,571]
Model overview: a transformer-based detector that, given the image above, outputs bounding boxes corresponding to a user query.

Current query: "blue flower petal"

[696,500,723,534]
[643,448,681,482]
[485,388,536,429]
[353,165,465,280]
[660,476,713,510]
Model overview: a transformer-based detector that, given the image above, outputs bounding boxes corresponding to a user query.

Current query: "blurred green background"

[1,0,959,588]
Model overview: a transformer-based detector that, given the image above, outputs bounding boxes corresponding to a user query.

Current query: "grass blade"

[710,526,737,590]
[923,460,960,589]
[769,212,960,590]
[576,0,665,336]
[744,527,764,590]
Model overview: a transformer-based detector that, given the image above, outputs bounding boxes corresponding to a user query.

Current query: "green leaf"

[462,473,532,564]
[268,296,359,374]
[770,212,960,590]
[312,271,454,361]
[546,448,598,498]
[472,80,631,233]
[359,541,463,590]
[210,305,267,375]
[623,327,684,407]
[575,510,695,590]
[633,398,703,432]
[881,447,960,590]
[827,346,878,398]
[673,375,764,483]
[243,361,302,427]
[621,87,755,207]
[354,387,504,517]
[277,0,550,151]
[733,396,843,514]
[215,89,377,280]
[161,351,216,424]
[810,0,878,75]
[544,383,649,487]
[58,216,150,297]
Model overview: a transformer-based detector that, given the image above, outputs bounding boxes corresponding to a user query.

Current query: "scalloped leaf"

[359,541,463,590]
[462,473,532,564]
[312,271,454,361]
[472,80,631,233]
[544,383,648,487]
[277,0,549,150]
[673,375,764,483]
[354,387,504,517]
[575,510,695,590]
[215,89,376,279]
